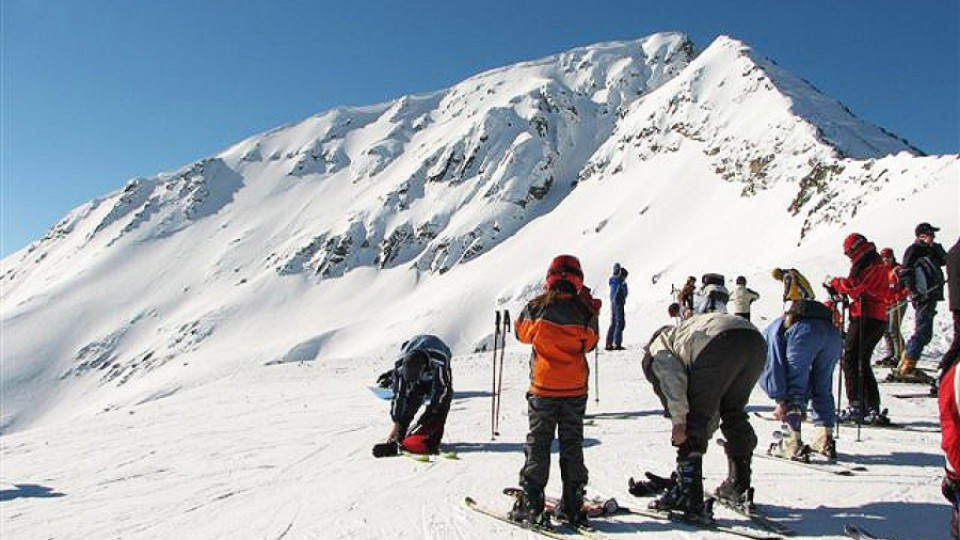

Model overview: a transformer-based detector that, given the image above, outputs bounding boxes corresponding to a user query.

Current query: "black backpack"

[787,299,833,321]
[898,256,944,299]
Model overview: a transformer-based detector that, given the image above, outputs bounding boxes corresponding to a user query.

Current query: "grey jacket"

[647,313,757,425]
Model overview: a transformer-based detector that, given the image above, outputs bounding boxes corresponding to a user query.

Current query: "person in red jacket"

[829,233,894,425]
[876,247,908,367]
[510,255,600,528]
[940,362,960,538]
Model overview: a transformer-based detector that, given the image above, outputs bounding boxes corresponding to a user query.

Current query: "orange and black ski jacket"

[514,293,599,397]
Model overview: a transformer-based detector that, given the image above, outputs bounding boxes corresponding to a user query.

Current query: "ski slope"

[0,342,951,539]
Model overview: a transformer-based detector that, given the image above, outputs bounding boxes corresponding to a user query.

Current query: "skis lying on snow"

[463,496,604,539]
[891,392,937,399]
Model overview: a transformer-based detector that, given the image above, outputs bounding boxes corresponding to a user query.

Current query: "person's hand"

[671,424,687,446]
[773,402,788,421]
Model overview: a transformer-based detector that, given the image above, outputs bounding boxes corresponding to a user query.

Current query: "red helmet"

[880,247,894,259]
[546,254,584,292]
[843,233,874,261]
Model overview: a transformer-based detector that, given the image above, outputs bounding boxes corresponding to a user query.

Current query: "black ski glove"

[628,471,677,497]
[376,370,394,389]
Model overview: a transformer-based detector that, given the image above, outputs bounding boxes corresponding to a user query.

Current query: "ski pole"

[835,300,847,441]
[492,310,501,440]
[494,310,510,437]
[594,346,599,405]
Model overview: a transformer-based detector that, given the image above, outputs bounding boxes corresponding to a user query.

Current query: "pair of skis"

[465,488,788,540]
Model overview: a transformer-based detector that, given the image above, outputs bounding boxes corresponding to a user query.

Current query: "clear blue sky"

[3,0,957,257]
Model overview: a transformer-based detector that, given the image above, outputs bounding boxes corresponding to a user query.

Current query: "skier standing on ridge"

[729,276,760,321]
[759,299,842,460]
[634,275,765,520]
[372,334,453,457]
[606,263,629,351]
[677,276,697,318]
[510,255,600,528]
[827,233,893,425]
[894,222,947,383]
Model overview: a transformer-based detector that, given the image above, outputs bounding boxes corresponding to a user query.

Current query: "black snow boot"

[649,455,707,518]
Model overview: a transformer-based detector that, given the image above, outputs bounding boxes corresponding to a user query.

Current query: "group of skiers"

[371,222,959,537]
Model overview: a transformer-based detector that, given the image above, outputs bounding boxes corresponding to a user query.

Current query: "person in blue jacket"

[605,263,629,350]
[759,300,842,461]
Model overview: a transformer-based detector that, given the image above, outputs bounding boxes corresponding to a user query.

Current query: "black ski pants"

[682,329,766,460]
[519,394,588,494]
[841,316,886,411]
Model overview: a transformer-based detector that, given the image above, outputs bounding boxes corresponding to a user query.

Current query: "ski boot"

[767,408,808,461]
[714,455,754,512]
[809,426,837,460]
[862,407,891,426]
[838,402,863,424]
[508,486,548,527]
[628,471,677,497]
[649,454,712,523]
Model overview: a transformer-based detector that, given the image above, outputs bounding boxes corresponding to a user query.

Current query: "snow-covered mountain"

[1,32,957,435]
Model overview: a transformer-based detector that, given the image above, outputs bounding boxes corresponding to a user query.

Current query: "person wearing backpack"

[606,263,629,350]
[827,233,894,425]
[759,300,842,461]
[693,273,731,315]
[730,276,761,321]
[372,334,454,457]
[895,223,947,382]
[510,255,600,528]
[876,248,908,368]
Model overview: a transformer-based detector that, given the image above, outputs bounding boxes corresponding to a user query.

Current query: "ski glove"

[628,471,677,497]
[376,370,393,389]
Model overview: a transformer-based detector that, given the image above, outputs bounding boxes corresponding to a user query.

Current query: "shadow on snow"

[0,484,65,502]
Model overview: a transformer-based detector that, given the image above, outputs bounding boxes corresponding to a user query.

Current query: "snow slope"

[0,32,958,539]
